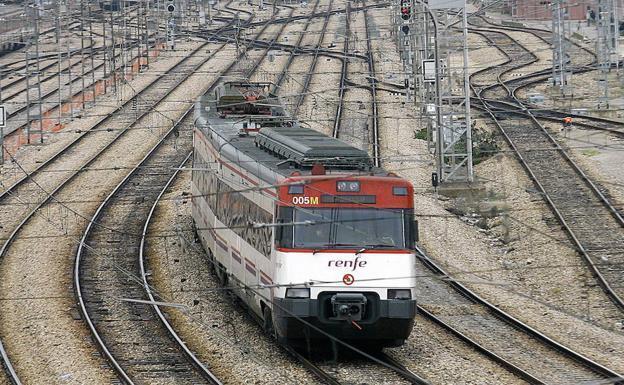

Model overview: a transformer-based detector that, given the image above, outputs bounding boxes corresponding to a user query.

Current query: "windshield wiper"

[312,243,357,255]
[355,243,396,255]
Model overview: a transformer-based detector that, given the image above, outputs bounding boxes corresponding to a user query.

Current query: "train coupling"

[330,293,367,322]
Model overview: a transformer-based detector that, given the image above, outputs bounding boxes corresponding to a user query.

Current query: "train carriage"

[192,81,418,348]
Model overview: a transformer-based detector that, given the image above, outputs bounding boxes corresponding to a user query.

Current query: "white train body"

[192,82,418,347]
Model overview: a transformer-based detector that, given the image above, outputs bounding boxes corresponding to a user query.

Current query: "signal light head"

[401,7,410,20]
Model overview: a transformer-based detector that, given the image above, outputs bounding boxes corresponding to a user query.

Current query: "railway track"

[0,9,249,384]
[72,4,303,384]
[361,10,623,383]
[1,29,160,139]
[277,6,429,384]
[271,0,322,94]
[285,345,430,385]
[3,40,145,135]
[74,90,221,385]
[414,245,624,385]
[291,0,333,115]
[469,26,624,313]
[332,2,349,139]
[470,19,624,137]
[0,40,233,245]
[363,6,380,168]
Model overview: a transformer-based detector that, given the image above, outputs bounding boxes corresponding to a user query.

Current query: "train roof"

[194,81,376,183]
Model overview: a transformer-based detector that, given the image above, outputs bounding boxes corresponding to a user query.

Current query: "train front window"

[288,208,406,249]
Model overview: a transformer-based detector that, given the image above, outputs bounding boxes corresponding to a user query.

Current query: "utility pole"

[551,0,570,96]
[144,0,151,69]
[88,3,96,104]
[57,0,63,127]
[110,9,117,94]
[596,0,619,109]
[102,5,108,94]
[419,0,474,183]
[25,3,43,144]
[80,0,86,109]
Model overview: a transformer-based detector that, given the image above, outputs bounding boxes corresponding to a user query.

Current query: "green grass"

[581,148,600,157]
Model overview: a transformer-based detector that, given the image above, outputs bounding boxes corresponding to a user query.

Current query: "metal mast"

[428,0,474,183]
[596,0,619,108]
[551,0,570,95]
[25,2,44,144]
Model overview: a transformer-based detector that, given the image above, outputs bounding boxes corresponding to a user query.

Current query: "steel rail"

[332,2,349,138]
[363,7,380,168]
[377,353,433,385]
[0,10,243,384]
[0,8,143,83]
[471,97,624,138]
[469,27,624,311]
[416,305,547,384]
[467,18,624,131]
[0,32,231,203]
[139,149,225,384]
[271,0,321,93]
[415,246,624,383]
[74,110,219,385]
[72,6,304,383]
[4,40,145,132]
[0,20,86,79]
[293,0,333,114]
[281,345,343,385]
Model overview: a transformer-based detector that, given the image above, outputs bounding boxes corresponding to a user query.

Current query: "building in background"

[508,0,594,20]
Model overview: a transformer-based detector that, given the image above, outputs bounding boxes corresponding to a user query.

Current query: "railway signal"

[167,0,176,13]
[400,1,411,20]
[166,1,176,50]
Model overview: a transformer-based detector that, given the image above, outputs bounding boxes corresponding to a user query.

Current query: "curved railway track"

[0,8,248,384]
[0,40,232,245]
[74,94,221,385]
[472,19,624,140]
[414,245,624,385]
[72,4,304,384]
[359,10,623,384]
[285,346,430,385]
[468,25,624,313]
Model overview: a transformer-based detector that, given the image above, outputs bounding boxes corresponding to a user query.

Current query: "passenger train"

[192,81,418,349]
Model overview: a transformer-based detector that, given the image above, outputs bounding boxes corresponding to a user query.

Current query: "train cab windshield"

[276,207,415,250]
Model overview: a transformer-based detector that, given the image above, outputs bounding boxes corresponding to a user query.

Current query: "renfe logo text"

[328,256,367,271]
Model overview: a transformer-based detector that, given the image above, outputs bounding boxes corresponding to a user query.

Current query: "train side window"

[275,206,294,248]
[404,209,416,249]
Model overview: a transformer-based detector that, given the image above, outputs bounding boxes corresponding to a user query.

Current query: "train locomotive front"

[192,81,418,349]
[272,173,418,348]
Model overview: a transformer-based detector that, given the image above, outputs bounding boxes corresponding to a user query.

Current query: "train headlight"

[388,289,411,300]
[337,181,360,192]
[285,288,310,299]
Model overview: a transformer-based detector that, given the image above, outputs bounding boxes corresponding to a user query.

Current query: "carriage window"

[276,207,408,250]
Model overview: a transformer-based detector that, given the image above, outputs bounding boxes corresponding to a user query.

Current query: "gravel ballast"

[0,39,236,384]
[145,169,320,384]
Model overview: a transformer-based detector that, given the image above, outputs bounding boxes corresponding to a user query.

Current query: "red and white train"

[192,81,418,349]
